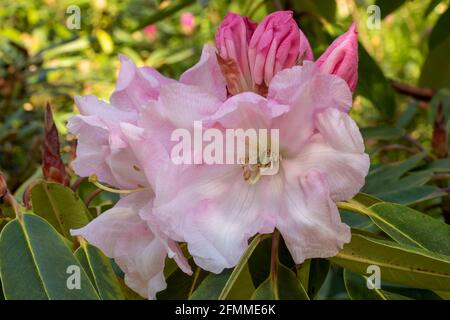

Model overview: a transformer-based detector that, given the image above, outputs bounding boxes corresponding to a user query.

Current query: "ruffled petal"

[208,92,289,129]
[315,107,364,154]
[153,82,223,129]
[70,193,190,299]
[268,62,352,156]
[277,169,351,263]
[153,164,277,273]
[286,133,369,202]
[180,45,227,101]
[111,55,175,111]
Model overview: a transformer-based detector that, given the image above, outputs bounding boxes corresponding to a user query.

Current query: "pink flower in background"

[180,12,196,34]
[69,10,366,298]
[143,24,158,41]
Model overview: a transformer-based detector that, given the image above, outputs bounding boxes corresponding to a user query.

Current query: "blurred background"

[0,0,449,191]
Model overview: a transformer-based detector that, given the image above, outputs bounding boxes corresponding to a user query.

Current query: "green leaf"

[0,214,99,299]
[31,181,92,239]
[420,37,450,89]
[251,263,309,300]
[291,0,337,22]
[217,234,266,300]
[362,152,427,194]
[188,266,255,300]
[190,269,232,300]
[376,185,446,205]
[330,233,450,291]
[305,259,330,299]
[159,264,206,300]
[361,126,405,140]
[356,44,396,118]
[375,0,407,18]
[74,241,124,300]
[368,203,450,256]
[371,171,446,205]
[344,269,411,300]
[427,158,450,172]
[397,102,418,128]
[247,236,296,288]
[429,6,450,50]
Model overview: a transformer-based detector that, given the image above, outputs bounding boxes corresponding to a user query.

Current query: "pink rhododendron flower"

[180,12,196,34]
[69,11,367,299]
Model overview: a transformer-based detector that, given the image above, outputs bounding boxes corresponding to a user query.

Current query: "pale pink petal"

[153,164,277,273]
[180,45,227,101]
[120,122,171,190]
[153,82,223,129]
[71,193,191,299]
[277,170,351,263]
[315,107,365,154]
[208,92,290,129]
[268,62,352,155]
[111,55,175,111]
[286,134,370,202]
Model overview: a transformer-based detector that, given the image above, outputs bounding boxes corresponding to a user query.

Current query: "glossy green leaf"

[0,214,99,300]
[376,185,445,205]
[190,269,232,300]
[363,152,427,194]
[369,202,450,256]
[344,269,411,300]
[31,181,92,239]
[299,259,330,299]
[74,242,124,300]
[251,263,309,300]
[218,234,266,300]
[330,233,450,291]
[356,44,396,118]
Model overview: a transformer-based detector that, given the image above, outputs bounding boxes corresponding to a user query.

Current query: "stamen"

[88,175,148,194]
[243,165,262,185]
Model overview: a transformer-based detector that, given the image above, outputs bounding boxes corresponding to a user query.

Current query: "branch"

[390,80,435,102]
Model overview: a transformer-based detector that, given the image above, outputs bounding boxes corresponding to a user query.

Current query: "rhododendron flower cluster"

[69,10,369,299]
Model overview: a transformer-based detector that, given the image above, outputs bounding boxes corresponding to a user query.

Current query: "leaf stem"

[270,230,280,299]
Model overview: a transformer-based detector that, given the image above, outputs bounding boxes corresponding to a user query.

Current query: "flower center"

[241,147,280,185]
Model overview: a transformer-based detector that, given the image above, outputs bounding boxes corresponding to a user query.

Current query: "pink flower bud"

[316,22,358,92]
[215,13,257,94]
[248,11,300,87]
[180,12,196,34]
